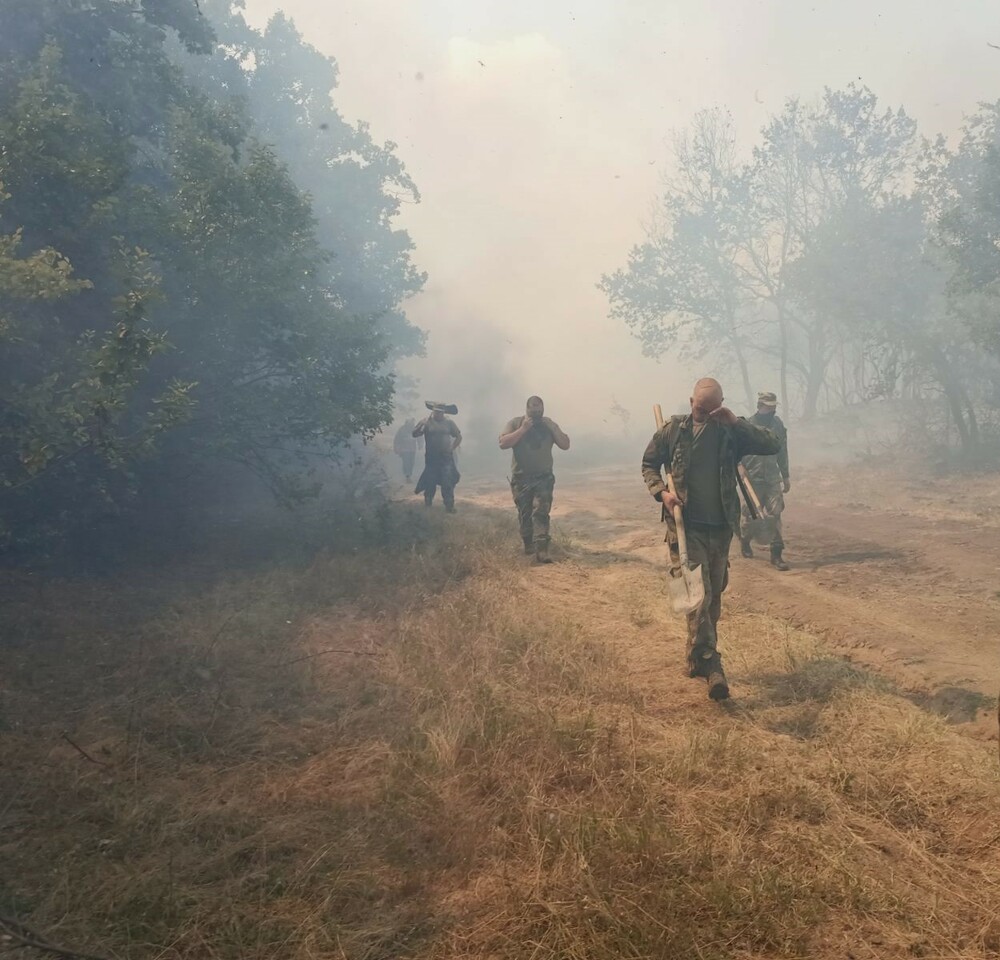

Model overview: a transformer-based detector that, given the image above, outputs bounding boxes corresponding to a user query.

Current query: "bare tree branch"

[60,732,109,767]
[0,913,112,960]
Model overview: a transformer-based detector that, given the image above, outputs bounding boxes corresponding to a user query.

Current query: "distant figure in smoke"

[413,402,462,512]
[739,391,791,571]
[393,417,420,482]
[499,396,570,564]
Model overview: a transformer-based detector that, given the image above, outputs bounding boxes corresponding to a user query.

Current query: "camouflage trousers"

[669,522,731,668]
[740,483,784,547]
[416,455,460,509]
[511,473,555,547]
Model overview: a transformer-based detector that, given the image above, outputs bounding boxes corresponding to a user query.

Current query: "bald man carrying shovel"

[641,378,781,700]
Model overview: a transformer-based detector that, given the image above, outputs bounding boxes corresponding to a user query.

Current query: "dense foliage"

[0,0,423,553]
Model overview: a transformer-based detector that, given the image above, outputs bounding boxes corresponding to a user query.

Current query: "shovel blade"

[668,563,705,615]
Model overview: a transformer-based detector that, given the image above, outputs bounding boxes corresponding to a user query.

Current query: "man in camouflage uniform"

[739,391,791,571]
[499,396,570,564]
[641,378,780,700]
[413,403,462,512]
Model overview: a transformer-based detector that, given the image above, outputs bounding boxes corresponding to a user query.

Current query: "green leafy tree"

[927,102,1000,362]
[600,109,757,410]
[783,197,983,452]
[0,193,194,549]
[604,87,917,419]
[735,86,917,417]
[179,0,426,361]
[0,0,424,552]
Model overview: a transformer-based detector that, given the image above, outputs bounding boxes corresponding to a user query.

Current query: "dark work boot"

[688,644,712,679]
[740,537,754,559]
[423,492,433,508]
[522,536,535,555]
[770,544,789,571]
[532,538,553,565]
[706,660,730,701]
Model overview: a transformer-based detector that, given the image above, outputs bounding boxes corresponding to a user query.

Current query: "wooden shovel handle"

[653,405,667,524]
[665,472,689,564]
[737,463,767,518]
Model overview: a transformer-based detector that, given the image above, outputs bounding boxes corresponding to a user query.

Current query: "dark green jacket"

[641,414,781,537]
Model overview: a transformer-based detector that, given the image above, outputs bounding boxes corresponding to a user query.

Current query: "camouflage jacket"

[741,412,789,488]
[641,414,781,537]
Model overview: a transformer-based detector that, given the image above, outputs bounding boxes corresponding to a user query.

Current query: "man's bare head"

[526,396,544,419]
[690,378,723,422]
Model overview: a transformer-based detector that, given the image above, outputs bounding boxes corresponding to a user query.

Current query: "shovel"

[664,472,706,614]
[653,404,705,615]
[737,463,768,521]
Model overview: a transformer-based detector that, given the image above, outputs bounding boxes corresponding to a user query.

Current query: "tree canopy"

[0,0,424,553]
[603,85,1000,453]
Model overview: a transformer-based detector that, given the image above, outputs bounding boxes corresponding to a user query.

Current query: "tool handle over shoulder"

[737,463,767,519]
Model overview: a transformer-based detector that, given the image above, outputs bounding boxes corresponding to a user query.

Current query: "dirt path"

[461,463,999,735]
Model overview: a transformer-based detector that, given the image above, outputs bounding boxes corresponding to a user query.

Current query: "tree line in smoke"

[602,86,1000,455]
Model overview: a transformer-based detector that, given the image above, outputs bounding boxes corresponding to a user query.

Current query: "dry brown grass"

[2,502,1000,959]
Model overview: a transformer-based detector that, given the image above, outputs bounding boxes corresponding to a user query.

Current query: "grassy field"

[2,501,999,959]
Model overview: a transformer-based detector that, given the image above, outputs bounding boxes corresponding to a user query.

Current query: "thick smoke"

[395,316,527,481]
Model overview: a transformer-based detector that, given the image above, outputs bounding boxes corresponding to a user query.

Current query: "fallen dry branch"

[275,646,379,666]
[60,732,109,767]
[0,912,112,960]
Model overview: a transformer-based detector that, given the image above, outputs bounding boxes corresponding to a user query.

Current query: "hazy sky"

[243,0,999,431]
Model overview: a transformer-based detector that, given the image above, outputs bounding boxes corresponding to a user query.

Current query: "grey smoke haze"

[412,307,528,475]
[243,0,1000,426]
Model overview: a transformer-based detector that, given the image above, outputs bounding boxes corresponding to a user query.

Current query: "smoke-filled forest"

[3,2,1000,959]
[0,0,423,557]
[603,90,1000,453]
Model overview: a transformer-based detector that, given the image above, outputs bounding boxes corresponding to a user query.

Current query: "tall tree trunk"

[776,304,790,417]
[963,394,980,451]
[839,343,850,407]
[802,325,828,421]
[928,346,976,455]
[732,336,755,413]
[803,366,825,420]
[944,383,971,453]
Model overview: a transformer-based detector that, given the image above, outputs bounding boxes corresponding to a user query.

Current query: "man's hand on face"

[707,405,738,426]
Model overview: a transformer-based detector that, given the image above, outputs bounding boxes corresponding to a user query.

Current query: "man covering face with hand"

[499,396,570,564]
[641,378,780,701]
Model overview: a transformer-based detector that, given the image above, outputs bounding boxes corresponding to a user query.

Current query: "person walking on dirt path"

[393,417,421,483]
[739,391,791,571]
[641,377,781,701]
[499,396,570,564]
[414,402,462,512]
